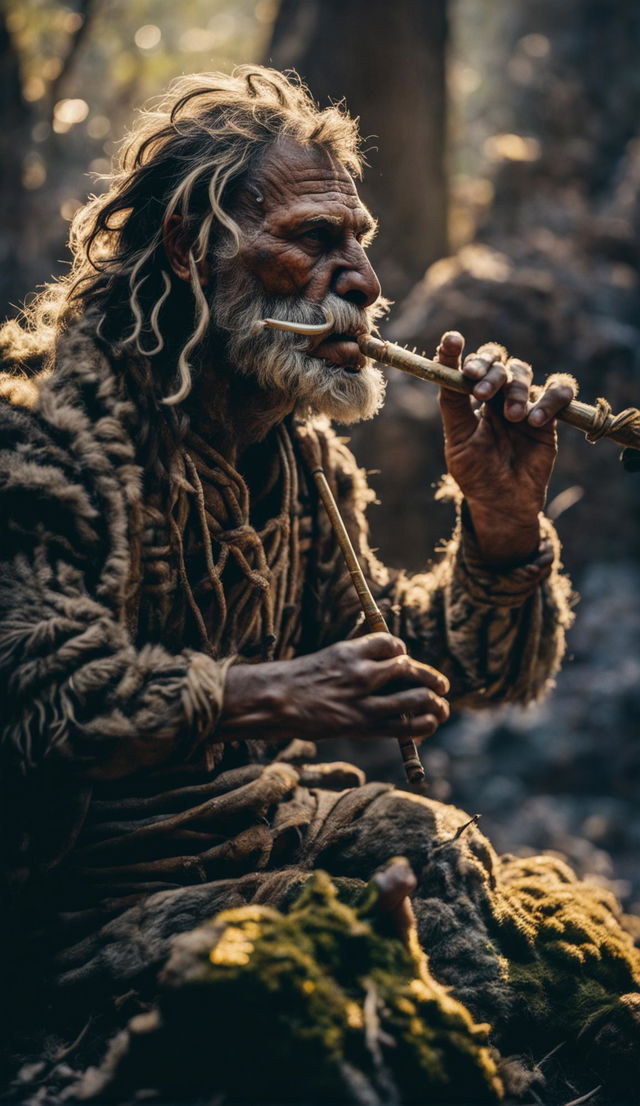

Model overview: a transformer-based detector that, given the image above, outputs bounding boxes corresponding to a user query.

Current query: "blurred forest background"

[2,0,640,913]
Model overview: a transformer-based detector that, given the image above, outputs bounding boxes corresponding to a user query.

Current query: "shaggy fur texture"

[0,317,573,920]
[0,317,582,1103]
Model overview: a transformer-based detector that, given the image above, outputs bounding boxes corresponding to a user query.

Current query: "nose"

[332,245,382,310]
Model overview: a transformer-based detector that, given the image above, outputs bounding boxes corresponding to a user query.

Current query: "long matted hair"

[4,66,362,405]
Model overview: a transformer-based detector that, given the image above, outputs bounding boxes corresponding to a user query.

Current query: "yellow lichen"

[159,868,505,1103]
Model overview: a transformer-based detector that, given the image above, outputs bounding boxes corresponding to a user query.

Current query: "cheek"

[240,240,317,296]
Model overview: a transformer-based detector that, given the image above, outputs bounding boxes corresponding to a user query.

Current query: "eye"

[300,227,330,245]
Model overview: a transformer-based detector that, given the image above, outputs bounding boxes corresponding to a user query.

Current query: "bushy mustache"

[209,261,390,424]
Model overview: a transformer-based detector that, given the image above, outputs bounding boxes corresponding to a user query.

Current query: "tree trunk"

[266,0,449,302]
[373,0,640,571]
[0,11,32,319]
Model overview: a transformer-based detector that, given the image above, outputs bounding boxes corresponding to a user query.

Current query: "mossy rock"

[492,853,640,1094]
[98,866,504,1104]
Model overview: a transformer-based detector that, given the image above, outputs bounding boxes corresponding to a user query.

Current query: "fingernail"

[529,409,545,425]
[475,382,491,397]
[507,402,524,418]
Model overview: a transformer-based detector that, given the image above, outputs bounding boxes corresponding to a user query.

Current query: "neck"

[186,340,295,462]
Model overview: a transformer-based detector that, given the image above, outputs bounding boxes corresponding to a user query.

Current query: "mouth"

[311,331,366,373]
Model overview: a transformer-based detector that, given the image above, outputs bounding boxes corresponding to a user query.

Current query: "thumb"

[435,330,464,369]
[435,331,478,441]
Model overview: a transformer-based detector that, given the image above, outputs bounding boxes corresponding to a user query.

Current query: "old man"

[0,67,581,1022]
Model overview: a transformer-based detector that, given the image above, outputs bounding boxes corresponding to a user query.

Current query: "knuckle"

[396,654,413,676]
[377,632,405,657]
[352,660,371,689]
[478,342,508,361]
[411,714,438,737]
[409,689,431,712]
[508,358,533,378]
[423,664,449,693]
[546,372,577,396]
[331,641,352,664]
[419,690,437,714]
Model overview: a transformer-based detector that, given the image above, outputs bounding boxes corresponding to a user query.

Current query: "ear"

[163,214,210,287]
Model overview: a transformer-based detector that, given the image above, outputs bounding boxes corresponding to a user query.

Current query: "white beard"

[211,262,388,425]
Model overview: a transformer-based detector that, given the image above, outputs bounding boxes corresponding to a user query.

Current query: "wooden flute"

[261,312,640,452]
[358,335,640,453]
[293,425,425,786]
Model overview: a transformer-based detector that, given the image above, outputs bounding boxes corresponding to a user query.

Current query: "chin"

[296,358,387,425]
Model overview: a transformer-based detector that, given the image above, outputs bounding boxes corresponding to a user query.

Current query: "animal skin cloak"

[0,315,574,996]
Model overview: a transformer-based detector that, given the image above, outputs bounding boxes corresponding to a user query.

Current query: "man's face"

[211,139,388,424]
[235,138,382,368]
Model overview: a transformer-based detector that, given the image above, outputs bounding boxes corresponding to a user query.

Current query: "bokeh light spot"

[484,133,541,162]
[23,77,46,103]
[54,98,90,128]
[22,153,47,191]
[134,24,162,51]
[87,115,111,140]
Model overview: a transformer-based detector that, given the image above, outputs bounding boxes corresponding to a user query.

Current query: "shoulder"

[0,324,80,501]
[0,316,139,555]
[0,317,50,431]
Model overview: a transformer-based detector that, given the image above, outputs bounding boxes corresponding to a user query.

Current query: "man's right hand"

[217,633,450,744]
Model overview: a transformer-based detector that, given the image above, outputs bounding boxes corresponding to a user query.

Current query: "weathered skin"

[166,137,576,743]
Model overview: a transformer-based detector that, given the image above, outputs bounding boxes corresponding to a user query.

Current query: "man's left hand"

[436,331,576,569]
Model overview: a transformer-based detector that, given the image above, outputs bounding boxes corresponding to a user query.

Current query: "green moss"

[493,854,640,1082]
[158,868,504,1103]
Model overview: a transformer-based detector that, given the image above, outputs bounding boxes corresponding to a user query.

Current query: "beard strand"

[210,260,388,425]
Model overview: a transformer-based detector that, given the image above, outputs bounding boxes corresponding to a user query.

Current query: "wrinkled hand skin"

[436,331,577,569]
[219,632,450,743]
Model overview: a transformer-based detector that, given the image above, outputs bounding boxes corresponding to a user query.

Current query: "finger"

[503,358,533,422]
[471,359,510,402]
[362,687,450,723]
[365,653,450,695]
[461,342,508,378]
[435,330,464,369]
[372,713,440,741]
[527,372,577,427]
[348,632,407,661]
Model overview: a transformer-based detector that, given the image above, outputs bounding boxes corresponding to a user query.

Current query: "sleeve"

[0,398,231,786]
[313,425,575,708]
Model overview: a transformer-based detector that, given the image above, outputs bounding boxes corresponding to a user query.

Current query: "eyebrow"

[295,212,379,238]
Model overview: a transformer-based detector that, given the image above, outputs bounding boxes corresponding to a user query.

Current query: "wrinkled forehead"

[250,137,368,224]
